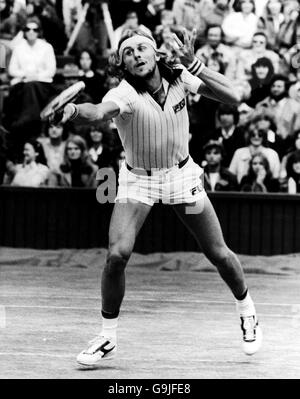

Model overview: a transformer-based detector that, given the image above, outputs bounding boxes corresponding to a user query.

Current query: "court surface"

[0,249,299,379]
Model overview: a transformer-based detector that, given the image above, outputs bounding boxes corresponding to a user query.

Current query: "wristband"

[187,57,205,76]
[68,103,79,121]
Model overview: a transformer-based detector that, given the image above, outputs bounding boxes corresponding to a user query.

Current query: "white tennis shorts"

[116,156,207,206]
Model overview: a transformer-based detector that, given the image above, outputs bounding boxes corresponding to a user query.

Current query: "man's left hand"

[170,28,197,68]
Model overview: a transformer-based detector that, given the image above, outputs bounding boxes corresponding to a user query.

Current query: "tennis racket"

[40,81,85,124]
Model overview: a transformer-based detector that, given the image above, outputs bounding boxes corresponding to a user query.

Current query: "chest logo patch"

[173,98,185,114]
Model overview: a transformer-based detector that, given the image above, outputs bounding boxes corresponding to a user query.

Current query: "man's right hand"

[50,103,77,125]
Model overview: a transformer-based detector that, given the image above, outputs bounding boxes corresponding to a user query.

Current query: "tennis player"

[61,29,262,366]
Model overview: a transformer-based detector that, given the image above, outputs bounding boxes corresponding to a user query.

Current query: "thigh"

[172,195,227,254]
[109,200,152,251]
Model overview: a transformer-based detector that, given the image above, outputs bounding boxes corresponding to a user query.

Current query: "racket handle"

[50,108,64,125]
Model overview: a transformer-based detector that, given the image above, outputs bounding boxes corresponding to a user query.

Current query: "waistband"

[126,156,189,176]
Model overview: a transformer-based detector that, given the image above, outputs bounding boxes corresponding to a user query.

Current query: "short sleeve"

[180,66,203,95]
[102,81,135,116]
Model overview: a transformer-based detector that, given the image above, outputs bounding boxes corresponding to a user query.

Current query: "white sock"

[235,291,256,318]
[101,316,118,339]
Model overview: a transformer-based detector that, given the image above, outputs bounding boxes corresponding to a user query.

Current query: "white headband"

[117,36,157,65]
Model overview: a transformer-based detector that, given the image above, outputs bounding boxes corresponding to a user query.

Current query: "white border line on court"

[1,294,299,308]
[1,304,297,319]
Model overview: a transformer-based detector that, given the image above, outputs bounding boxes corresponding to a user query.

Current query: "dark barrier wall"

[0,187,300,255]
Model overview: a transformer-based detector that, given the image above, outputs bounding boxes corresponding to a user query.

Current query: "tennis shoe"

[240,315,263,356]
[76,335,117,366]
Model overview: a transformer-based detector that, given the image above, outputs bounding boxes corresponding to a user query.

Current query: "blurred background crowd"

[1,0,300,194]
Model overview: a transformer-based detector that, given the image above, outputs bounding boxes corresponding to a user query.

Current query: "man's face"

[248,124,264,146]
[205,147,222,166]
[270,80,286,97]
[24,22,39,43]
[207,27,222,48]
[122,41,157,79]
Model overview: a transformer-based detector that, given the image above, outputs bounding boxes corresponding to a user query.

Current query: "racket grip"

[50,108,64,125]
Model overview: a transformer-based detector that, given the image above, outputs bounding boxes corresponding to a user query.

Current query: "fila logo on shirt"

[190,183,203,196]
[173,98,185,114]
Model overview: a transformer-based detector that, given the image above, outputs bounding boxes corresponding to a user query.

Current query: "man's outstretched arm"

[61,101,120,124]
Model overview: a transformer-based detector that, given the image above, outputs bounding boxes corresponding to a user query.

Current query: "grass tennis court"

[0,248,299,379]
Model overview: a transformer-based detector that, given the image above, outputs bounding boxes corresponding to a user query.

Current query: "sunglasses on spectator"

[253,40,265,44]
[25,27,39,32]
[249,130,264,137]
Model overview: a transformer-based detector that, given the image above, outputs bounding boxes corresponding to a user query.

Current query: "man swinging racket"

[59,28,262,367]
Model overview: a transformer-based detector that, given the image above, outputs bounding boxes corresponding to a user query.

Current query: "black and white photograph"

[0,0,299,386]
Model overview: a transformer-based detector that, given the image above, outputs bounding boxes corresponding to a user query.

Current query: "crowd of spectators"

[1,0,300,194]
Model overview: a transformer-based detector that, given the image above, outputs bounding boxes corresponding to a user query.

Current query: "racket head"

[40,81,85,121]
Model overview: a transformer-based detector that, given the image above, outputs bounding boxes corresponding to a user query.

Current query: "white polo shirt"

[102,67,202,169]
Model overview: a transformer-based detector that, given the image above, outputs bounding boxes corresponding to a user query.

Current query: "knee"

[205,245,233,267]
[106,241,132,274]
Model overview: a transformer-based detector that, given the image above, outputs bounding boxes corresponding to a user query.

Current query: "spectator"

[236,32,280,81]
[76,49,106,103]
[37,0,68,55]
[172,0,208,41]
[70,0,109,57]
[112,10,152,51]
[0,0,26,44]
[211,104,246,167]
[247,57,275,108]
[222,0,259,50]
[240,152,280,192]
[62,0,82,38]
[257,0,285,51]
[229,119,281,183]
[279,129,300,180]
[203,139,239,191]
[283,149,300,193]
[4,16,57,139]
[38,122,67,173]
[139,0,166,33]
[5,139,49,187]
[256,74,300,143]
[201,0,232,29]
[86,121,114,170]
[250,110,286,159]
[195,24,238,79]
[48,135,98,187]
[237,102,255,128]
[277,0,299,49]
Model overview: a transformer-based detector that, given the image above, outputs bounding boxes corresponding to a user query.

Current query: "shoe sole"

[242,325,263,356]
[77,350,117,367]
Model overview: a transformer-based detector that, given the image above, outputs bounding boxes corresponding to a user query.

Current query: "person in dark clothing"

[76,49,106,103]
[203,139,238,192]
[48,135,97,187]
[247,57,275,108]
[240,152,280,192]
[211,103,246,167]
[0,125,8,185]
[86,121,114,170]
